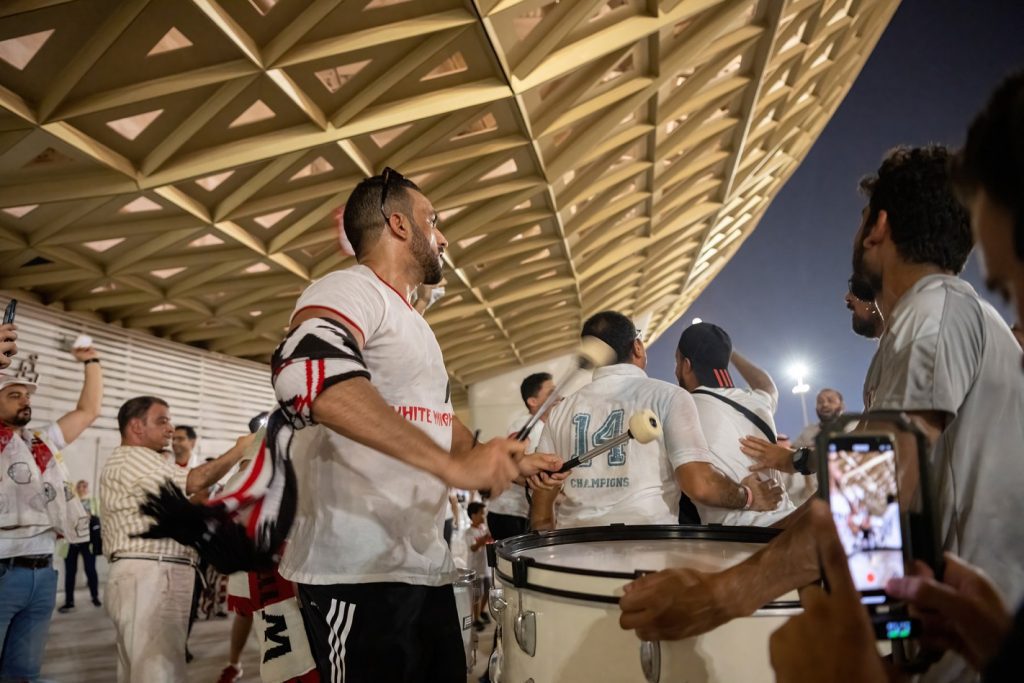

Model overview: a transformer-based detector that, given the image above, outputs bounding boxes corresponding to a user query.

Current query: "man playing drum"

[530,311,782,529]
[276,168,561,683]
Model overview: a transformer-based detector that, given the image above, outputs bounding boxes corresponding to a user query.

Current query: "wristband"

[793,447,813,475]
[83,358,100,365]
[741,484,753,510]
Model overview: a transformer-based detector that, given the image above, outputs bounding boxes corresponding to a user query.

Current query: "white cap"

[0,374,37,394]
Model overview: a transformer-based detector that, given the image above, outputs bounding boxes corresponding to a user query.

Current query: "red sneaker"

[216,664,243,683]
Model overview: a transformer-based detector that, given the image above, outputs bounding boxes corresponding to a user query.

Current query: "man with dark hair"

[789,388,845,450]
[770,73,1024,683]
[100,397,255,682]
[530,311,781,529]
[675,323,794,527]
[171,425,196,469]
[580,311,638,363]
[0,342,102,681]
[620,144,1024,683]
[272,168,558,683]
[519,372,553,409]
[490,372,555,541]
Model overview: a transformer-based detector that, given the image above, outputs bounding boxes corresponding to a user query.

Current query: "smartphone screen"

[2,299,15,325]
[825,434,905,602]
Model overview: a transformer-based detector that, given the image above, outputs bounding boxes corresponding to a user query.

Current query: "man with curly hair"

[619,144,1024,683]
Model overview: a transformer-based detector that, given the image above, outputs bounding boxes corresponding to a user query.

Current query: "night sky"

[645,0,1024,437]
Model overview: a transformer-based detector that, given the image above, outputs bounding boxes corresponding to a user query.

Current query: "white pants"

[105,559,193,683]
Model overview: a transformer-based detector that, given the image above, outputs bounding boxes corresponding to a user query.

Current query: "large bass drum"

[491,525,799,683]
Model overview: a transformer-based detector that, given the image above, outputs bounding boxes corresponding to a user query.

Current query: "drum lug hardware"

[512,556,531,587]
[640,640,661,683]
[514,604,536,657]
[489,587,507,620]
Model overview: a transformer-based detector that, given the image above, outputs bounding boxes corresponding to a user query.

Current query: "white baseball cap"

[0,375,37,394]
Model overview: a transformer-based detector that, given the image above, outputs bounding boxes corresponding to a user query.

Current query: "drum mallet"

[513,335,617,442]
[556,410,662,473]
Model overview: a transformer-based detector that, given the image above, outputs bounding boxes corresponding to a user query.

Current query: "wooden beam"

[143,79,512,188]
[330,29,464,128]
[54,60,259,120]
[274,8,477,68]
[192,0,264,67]
[141,75,258,175]
[37,0,152,121]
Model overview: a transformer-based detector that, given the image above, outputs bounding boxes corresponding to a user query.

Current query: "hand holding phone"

[768,500,891,682]
[1,299,16,362]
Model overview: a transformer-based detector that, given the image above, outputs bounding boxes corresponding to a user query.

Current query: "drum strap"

[693,389,777,444]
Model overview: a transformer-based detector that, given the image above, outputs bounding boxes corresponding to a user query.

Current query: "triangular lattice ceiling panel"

[0,0,898,410]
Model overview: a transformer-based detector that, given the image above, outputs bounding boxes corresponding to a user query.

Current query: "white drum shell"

[494,531,799,683]
[453,569,478,672]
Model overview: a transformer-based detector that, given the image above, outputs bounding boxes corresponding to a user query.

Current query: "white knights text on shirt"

[393,404,454,427]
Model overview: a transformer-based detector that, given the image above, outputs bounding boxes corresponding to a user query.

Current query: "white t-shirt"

[864,275,1024,632]
[688,387,794,526]
[467,524,490,577]
[537,364,711,527]
[0,423,66,559]
[279,265,457,586]
[485,412,540,519]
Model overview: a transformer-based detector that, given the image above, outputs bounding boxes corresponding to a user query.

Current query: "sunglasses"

[380,166,406,226]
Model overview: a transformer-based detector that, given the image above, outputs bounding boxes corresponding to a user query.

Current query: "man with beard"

[770,72,1024,683]
[620,145,1024,683]
[0,344,103,681]
[278,168,560,683]
[743,388,846,507]
[790,388,845,450]
[846,273,884,340]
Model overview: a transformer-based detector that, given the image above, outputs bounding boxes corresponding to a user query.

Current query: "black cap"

[677,322,734,388]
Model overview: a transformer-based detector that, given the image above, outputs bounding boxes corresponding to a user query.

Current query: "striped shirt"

[99,445,197,561]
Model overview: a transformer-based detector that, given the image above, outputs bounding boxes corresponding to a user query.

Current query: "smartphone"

[2,299,15,326]
[820,433,908,605]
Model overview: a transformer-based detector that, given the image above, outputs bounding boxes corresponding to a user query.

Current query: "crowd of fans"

[0,68,1022,683]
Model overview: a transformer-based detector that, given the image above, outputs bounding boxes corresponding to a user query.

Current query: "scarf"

[137,317,369,573]
[0,423,89,543]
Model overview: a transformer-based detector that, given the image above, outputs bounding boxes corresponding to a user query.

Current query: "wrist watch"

[792,447,814,475]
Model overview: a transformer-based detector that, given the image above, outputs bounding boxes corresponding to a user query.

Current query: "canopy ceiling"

[0,0,898,406]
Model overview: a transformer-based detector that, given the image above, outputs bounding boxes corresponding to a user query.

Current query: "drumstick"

[514,336,616,442]
[556,410,662,473]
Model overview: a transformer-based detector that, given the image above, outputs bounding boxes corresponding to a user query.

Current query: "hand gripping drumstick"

[513,335,617,442]
[556,410,662,473]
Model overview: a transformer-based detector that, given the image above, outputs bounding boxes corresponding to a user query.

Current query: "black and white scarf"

[137,317,369,573]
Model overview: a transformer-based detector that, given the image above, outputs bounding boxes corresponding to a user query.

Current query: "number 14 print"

[571,409,626,467]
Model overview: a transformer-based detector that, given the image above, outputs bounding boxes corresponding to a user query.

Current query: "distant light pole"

[789,362,811,427]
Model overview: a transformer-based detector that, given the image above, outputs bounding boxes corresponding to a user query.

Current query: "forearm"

[312,377,452,481]
[720,505,818,616]
[77,363,103,417]
[450,416,475,456]
[530,487,558,530]
[730,351,777,397]
[186,446,244,494]
[677,463,746,509]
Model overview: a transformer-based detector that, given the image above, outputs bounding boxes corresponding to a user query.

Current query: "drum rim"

[492,524,800,611]
[494,524,780,578]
